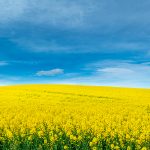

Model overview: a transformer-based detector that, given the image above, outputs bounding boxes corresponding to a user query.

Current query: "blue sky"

[0,0,150,87]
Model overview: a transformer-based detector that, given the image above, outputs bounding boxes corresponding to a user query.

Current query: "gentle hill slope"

[0,84,149,149]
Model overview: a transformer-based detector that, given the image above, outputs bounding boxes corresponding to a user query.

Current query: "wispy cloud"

[11,37,149,53]
[12,39,72,53]
[0,74,22,86]
[60,60,150,88]
[0,61,8,66]
[36,68,64,76]
[98,67,134,75]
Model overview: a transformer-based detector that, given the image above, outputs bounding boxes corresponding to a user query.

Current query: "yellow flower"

[50,136,55,142]
[59,131,63,136]
[78,135,82,141]
[28,135,32,141]
[92,137,98,144]
[38,131,43,137]
[6,130,13,139]
[70,134,77,141]
[89,142,93,147]
[70,135,74,140]
[44,139,47,144]
[77,129,81,134]
[92,147,97,150]
[66,131,71,137]
[126,134,130,139]
[0,85,150,149]
[0,137,4,141]
[114,146,120,150]
[127,146,131,150]
[64,145,68,150]
[111,144,115,149]
[30,128,36,134]
[141,147,147,150]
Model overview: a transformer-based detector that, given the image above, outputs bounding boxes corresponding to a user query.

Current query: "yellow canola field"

[0,85,150,150]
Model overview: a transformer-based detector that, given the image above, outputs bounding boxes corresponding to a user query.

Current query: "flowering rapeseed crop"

[0,85,149,149]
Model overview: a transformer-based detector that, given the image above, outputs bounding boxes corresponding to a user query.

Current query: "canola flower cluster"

[0,85,149,150]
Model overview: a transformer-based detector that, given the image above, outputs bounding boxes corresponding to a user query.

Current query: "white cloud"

[0,61,8,66]
[98,67,134,75]
[32,60,150,88]
[60,60,150,88]
[88,60,150,79]
[36,68,64,76]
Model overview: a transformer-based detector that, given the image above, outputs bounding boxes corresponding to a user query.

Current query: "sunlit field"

[0,85,149,150]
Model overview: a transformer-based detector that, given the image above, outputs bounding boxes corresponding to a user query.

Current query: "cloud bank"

[1,0,150,53]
